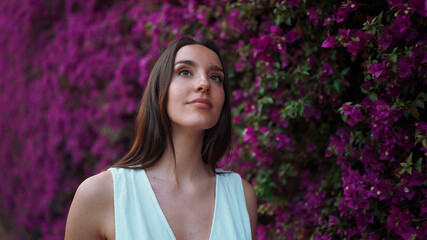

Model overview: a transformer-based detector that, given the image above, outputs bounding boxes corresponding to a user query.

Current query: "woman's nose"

[194,74,210,94]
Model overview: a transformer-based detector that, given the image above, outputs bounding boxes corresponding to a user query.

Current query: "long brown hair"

[111,37,232,173]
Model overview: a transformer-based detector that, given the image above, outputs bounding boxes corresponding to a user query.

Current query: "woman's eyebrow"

[175,60,224,73]
[210,65,224,73]
[175,60,196,66]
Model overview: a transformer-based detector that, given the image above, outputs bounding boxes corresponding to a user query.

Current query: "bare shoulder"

[241,178,257,238]
[65,170,114,240]
[77,170,113,200]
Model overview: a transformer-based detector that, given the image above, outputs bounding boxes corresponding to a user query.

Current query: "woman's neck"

[147,127,212,186]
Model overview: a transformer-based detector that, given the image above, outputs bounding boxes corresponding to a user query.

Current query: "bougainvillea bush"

[0,0,426,239]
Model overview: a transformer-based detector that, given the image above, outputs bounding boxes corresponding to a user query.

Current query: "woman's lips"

[188,98,213,109]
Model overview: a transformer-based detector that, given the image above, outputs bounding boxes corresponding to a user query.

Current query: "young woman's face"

[167,44,225,131]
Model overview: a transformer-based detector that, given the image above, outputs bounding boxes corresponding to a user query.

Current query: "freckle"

[251,105,255,110]
[373,124,377,128]
[326,17,331,21]
[345,186,349,190]
[385,151,389,156]
[404,187,409,193]
[377,191,381,195]
[277,43,282,50]
[350,4,355,8]
[404,136,408,140]
[370,186,374,191]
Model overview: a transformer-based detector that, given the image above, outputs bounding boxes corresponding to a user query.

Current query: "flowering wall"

[0,0,426,239]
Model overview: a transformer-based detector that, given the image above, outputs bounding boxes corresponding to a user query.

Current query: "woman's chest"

[151,180,217,240]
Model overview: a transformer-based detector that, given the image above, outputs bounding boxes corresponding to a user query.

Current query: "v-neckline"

[142,170,218,240]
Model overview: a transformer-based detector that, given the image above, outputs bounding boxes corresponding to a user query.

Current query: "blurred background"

[0,0,426,239]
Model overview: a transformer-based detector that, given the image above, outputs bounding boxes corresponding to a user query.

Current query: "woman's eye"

[178,69,191,76]
[210,75,222,82]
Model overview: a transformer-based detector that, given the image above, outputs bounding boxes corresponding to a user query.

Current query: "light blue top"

[110,168,252,240]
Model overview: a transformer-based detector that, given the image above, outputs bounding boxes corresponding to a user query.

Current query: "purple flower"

[250,34,273,53]
[335,1,357,23]
[243,126,256,143]
[321,31,337,48]
[405,30,420,42]
[284,29,301,44]
[307,7,322,27]
[397,56,415,78]
[326,128,350,157]
[285,0,300,8]
[328,215,338,227]
[268,108,289,129]
[338,29,372,56]
[420,199,427,218]
[392,15,412,34]
[342,103,363,126]
[338,29,352,42]
[386,206,417,240]
[273,40,287,54]
[274,133,294,151]
[371,100,391,120]
[409,0,427,17]
[234,60,245,72]
[256,225,268,240]
[378,27,398,50]
[322,14,335,26]
[387,0,404,8]
[367,61,389,81]
[304,105,321,120]
[415,121,427,134]
[321,62,333,76]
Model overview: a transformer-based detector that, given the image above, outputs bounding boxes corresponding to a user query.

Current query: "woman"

[65,37,257,239]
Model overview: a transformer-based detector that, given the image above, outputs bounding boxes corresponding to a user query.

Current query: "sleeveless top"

[110,168,252,240]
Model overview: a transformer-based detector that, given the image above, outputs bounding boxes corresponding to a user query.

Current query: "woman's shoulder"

[217,169,257,238]
[74,170,113,202]
[216,169,256,205]
[65,170,114,239]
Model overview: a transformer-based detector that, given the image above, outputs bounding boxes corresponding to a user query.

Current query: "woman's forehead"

[174,44,221,66]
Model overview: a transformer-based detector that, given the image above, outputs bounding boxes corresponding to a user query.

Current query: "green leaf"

[388,53,397,63]
[410,106,420,120]
[414,99,425,109]
[369,92,378,101]
[416,157,422,173]
[258,96,274,105]
[407,152,413,164]
[333,80,340,93]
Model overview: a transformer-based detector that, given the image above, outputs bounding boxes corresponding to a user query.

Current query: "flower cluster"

[0,0,426,239]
